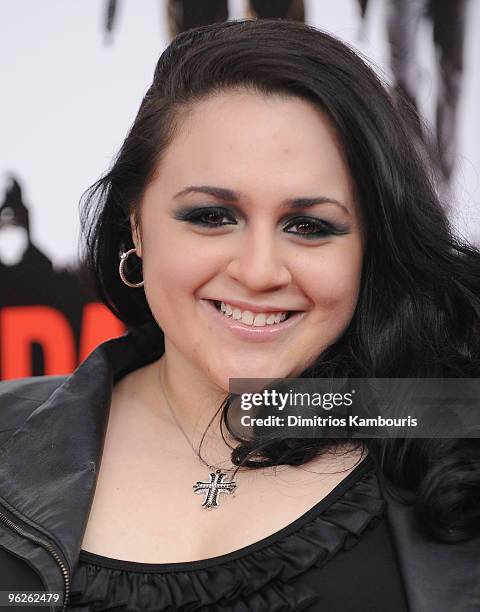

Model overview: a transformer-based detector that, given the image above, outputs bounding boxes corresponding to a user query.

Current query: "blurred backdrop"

[1,0,479,379]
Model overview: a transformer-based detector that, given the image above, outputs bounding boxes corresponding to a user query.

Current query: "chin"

[215,362,294,393]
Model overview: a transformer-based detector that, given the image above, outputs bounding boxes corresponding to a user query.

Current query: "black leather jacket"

[0,325,479,611]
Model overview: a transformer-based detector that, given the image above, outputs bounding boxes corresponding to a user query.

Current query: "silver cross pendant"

[193,469,237,509]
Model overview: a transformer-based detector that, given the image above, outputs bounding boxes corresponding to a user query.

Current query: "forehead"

[151,89,357,213]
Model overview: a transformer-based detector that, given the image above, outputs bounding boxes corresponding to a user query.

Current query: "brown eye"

[202,211,226,225]
[283,217,340,239]
[295,221,316,234]
[174,206,237,227]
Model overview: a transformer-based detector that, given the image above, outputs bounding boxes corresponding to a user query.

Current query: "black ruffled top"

[69,457,408,611]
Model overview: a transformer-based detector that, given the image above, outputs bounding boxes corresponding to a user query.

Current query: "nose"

[225,224,292,292]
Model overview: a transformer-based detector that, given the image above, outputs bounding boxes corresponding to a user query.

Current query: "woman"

[0,18,479,612]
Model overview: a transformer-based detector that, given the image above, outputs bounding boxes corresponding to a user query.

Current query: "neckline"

[79,454,375,573]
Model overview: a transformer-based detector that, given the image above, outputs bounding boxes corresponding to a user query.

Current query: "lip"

[199,299,306,343]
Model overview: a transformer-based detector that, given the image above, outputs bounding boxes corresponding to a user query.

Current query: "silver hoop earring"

[119,248,144,288]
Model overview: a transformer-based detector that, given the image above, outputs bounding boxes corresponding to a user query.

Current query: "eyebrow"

[173,185,350,215]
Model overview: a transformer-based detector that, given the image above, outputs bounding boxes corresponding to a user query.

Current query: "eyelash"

[174,207,347,239]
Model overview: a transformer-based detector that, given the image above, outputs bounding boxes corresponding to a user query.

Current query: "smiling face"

[132,89,364,392]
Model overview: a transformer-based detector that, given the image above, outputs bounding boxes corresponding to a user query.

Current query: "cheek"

[300,244,363,314]
[141,231,219,308]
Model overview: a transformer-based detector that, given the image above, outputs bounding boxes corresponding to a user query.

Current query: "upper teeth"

[219,301,288,326]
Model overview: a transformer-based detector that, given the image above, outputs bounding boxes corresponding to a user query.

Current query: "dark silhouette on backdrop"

[167,0,304,37]
[0,176,124,379]
[102,0,304,41]
[385,0,469,190]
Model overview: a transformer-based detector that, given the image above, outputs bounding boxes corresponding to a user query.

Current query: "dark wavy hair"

[81,19,480,542]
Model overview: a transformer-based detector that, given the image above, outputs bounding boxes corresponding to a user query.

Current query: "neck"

[154,343,235,459]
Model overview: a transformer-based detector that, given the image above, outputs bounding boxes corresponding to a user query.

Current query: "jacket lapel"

[0,324,164,581]
[383,482,480,611]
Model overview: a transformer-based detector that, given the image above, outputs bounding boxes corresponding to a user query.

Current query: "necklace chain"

[158,366,236,474]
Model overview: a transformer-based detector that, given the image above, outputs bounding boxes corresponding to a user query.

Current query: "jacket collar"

[0,323,478,611]
[0,323,164,579]
[380,479,480,611]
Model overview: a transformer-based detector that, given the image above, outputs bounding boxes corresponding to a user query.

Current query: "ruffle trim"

[69,468,384,611]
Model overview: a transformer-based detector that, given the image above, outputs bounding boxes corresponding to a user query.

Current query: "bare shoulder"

[111,359,162,414]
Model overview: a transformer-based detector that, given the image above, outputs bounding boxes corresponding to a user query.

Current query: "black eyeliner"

[172,204,241,221]
[172,205,350,237]
[283,216,350,237]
